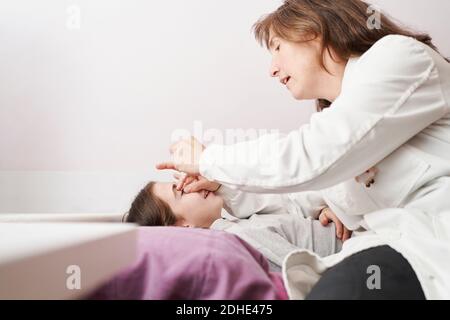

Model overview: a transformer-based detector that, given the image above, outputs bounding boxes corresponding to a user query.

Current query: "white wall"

[1,0,449,213]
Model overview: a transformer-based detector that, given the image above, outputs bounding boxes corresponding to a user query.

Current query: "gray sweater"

[210,210,343,272]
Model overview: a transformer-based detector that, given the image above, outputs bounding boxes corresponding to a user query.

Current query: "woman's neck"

[320,53,348,102]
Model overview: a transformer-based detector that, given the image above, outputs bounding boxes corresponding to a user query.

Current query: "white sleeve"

[216,185,291,219]
[286,191,327,220]
[217,185,326,219]
[200,35,448,193]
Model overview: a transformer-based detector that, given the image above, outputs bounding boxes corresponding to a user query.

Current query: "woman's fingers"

[173,172,181,180]
[180,176,197,191]
[319,212,329,226]
[176,174,189,191]
[323,208,343,239]
[173,173,201,192]
[177,175,197,191]
[156,162,177,171]
[183,179,221,193]
[183,180,205,193]
[326,212,343,239]
[342,227,352,242]
[173,173,220,194]
[174,173,198,185]
[157,162,200,177]
[333,219,344,239]
[320,207,350,241]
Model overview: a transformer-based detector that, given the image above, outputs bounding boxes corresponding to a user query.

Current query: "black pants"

[306,245,426,300]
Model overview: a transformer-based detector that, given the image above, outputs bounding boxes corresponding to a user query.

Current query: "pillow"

[87,226,286,300]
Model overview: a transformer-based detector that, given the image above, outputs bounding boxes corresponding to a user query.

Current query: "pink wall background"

[0,0,448,212]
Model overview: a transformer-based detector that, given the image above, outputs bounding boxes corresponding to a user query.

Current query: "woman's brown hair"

[125,181,177,226]
[253,0,449,112]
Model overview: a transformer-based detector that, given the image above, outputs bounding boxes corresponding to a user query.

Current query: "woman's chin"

[290,88,303,100]
[289,85,309,100]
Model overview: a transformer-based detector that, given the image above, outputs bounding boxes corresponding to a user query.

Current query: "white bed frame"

[0,213,137,299]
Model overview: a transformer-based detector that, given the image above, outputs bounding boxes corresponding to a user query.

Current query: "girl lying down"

[124,176,352,271]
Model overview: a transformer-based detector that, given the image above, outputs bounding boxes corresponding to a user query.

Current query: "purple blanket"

[86,227,287,300]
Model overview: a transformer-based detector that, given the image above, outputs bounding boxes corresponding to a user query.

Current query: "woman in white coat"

[157,0,450,299]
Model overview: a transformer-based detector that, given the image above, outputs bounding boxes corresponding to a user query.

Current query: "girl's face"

[152,182,223,228]
[268,32,345,101]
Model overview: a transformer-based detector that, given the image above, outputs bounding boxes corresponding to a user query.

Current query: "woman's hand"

[173,173,221,194]
[156,136,205,187]
[319,207,352,242]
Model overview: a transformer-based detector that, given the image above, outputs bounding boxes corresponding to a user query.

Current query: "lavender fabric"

[86,226,287,300]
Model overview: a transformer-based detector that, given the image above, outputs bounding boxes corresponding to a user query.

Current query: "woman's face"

[152,182,223,228]
[268,32,345,101]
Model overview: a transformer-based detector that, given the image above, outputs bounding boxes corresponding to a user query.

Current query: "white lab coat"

[199,35,450,299]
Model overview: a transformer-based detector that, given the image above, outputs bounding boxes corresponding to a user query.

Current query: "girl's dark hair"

[253,0,449,112]
[125,181,177,226]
